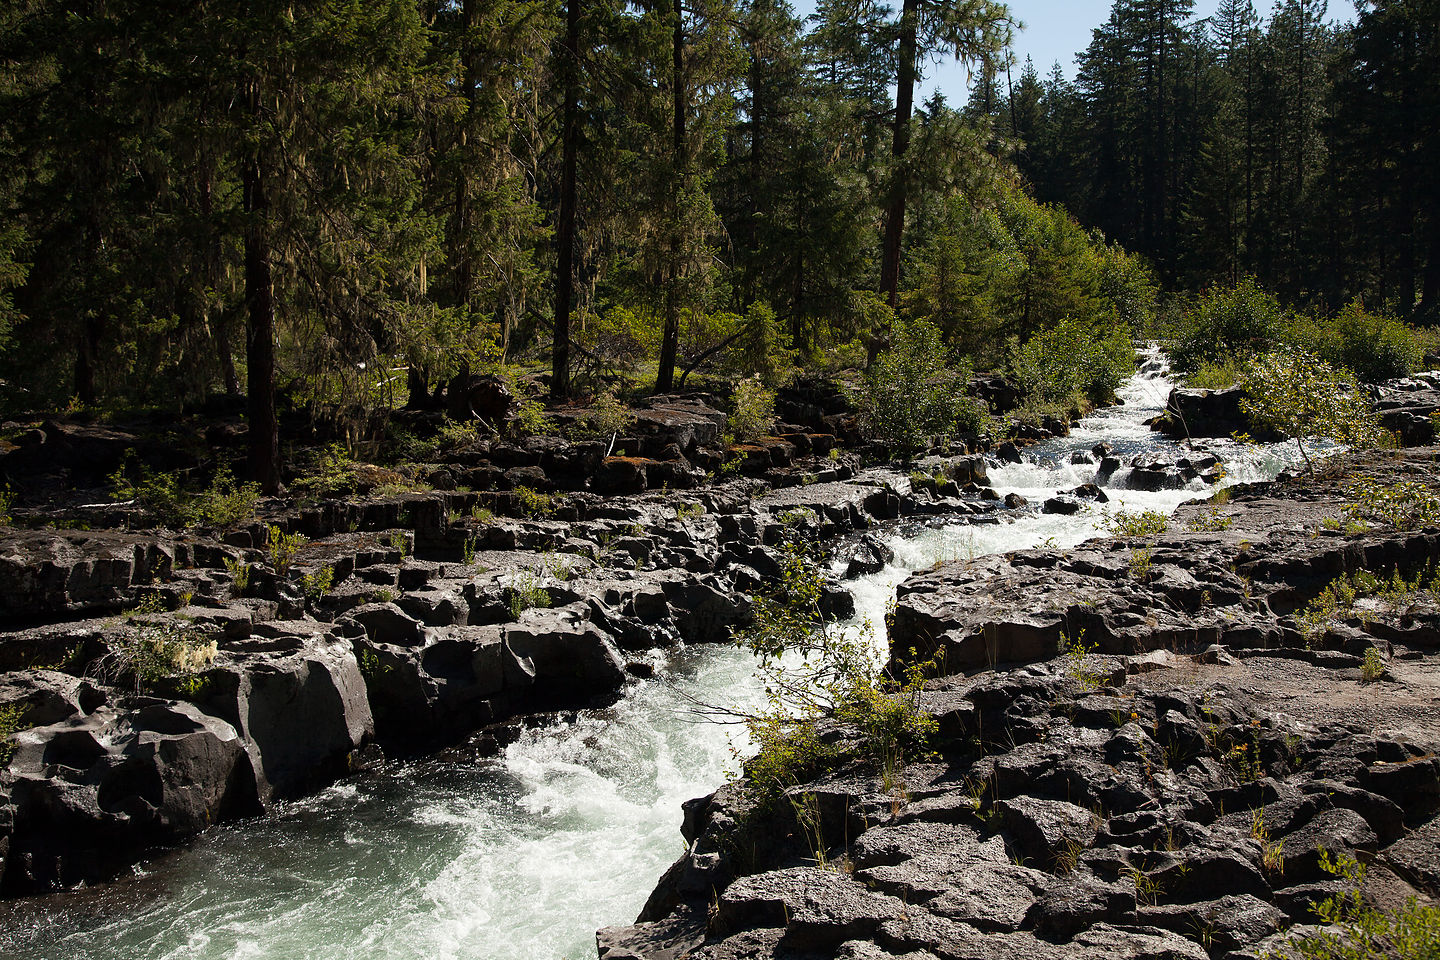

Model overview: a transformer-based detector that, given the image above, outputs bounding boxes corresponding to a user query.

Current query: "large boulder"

[194,632,374,804]
[353,624,508,746]
[3,699,259,893]
[1157,387,1248,440]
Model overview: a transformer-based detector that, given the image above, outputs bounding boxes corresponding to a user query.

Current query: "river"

[0,348,1301,960]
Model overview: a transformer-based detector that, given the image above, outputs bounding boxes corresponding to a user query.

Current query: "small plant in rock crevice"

[266,525,307,576]
[734,540,937,812]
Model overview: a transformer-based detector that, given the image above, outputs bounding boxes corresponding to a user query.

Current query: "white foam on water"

[0,347,1319,960]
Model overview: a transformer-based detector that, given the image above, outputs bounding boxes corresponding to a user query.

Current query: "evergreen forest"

[0,0,1437,490]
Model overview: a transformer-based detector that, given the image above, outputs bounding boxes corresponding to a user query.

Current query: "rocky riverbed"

[603,446,1440,959]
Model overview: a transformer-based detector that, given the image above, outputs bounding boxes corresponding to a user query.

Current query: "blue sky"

[790,0,1356,104]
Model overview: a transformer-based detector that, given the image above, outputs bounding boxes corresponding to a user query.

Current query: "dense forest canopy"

[0,0,1436,487]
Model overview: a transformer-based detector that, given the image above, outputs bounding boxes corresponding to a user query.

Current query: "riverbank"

[606,445,1440,960]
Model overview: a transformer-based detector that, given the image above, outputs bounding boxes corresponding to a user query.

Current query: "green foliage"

[507,570,550,620]
[1172,284,1424,386]
[738,542,937,805]
[575,388,635,440]
[1269,850,1440,959]
[905,186,1155,367]
[1104,509,1170,537]
[191,466,261,528]
[0,703,26,766]
[224,557,253,596]
[1059,630,1107,690]
[1185,507,1234,532]
[292,444,358,498]
[1344,478,1440,530]
[675,502,705,522]
[718,301,797,387]
[1239,350,1389,471]
[1171,280,1288,374]
[516,399,556,437]
[1361,647,1386,683]
[728,378,777,443]
[110,459,259,529]
[1187,357,1247,389]
[1290,299,1423,384]
[300,566,334,603]
[860,316,986,453]
[1009,316,1135,409]
[0,486,12,525]
[97,603,218,694]
[266,525,307,576]
[514,485,556,518]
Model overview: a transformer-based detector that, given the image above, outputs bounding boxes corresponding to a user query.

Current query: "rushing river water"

[1,349,1303,960]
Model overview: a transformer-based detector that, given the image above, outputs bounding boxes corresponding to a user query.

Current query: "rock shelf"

[604,448,1440,960]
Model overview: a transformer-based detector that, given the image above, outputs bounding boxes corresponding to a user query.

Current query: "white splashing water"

[0,347,1308,960]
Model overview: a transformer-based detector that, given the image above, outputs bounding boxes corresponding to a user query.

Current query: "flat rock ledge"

[603,448,1440,960]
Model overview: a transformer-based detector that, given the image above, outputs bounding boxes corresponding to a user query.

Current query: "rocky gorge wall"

[0,393,1035,898]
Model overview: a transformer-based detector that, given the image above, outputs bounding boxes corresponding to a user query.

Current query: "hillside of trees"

[0,0,1436,491]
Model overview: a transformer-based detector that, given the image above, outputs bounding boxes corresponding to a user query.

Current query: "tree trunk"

[655,0,686,394]
[242,85,281,494]
[878,0,918,314]
[552,0,580,401]
[453,0,480,313]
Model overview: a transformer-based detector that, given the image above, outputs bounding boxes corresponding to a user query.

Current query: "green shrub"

[192,466,261,528]
[1170,279,1287,373]
[1270,849,1440,959]
[266,525,308,576]
[1312,299,1422,384]
[516,399,555,436]
[1103,509,1169,537]
[1238,349,1388,472]
[514,485,556,518]
[860,316,984,453]
[1009,316,1134,409]
[1186,356,1246,389]
[95,610,218,695]
[728,378,777,442]
[292,444,357,498]
[737,541,936,805]
[0,702,25,766]
[577,387,634,440]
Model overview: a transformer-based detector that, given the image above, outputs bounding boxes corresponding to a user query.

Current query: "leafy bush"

[1104,509,1169,537]
[266,525,308,575]
[575,387,634,440]
[0,702,25,766]
[1308,299,1422,383]
[95,599,218,694]
[1170,279,1288,373]
[191,466,261,528]
[1009,316,1134,408]
[516,399,555,436]
[737,542,936,804]
[111,458,259,529]
[860,316,984,453]
[1271,849,1440,959]
[728,378,777,442]
[514,485,556,518]
[292,444,357,498]
[1238,350,1388,471]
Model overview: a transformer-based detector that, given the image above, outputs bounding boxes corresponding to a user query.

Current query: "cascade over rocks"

[604,446,1440,960]
[0,410,1009,896]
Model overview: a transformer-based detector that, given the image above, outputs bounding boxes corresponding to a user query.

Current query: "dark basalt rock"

[608,447,1440,960]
